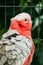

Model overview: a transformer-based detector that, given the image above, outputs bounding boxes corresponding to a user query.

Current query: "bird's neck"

[10,20,32,40]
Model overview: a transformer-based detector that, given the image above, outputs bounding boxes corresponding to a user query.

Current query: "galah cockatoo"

[2,12,35,65]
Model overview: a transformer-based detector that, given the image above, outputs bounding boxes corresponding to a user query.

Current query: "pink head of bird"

[10,12,32,23]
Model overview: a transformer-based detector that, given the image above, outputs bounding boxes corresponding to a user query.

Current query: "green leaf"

[32,17,42,30]
[33,38,39,45]
[35,3,42,14]
[40,15,43,20]
[32,18,39,29]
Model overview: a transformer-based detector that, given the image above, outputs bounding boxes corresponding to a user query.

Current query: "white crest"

[11,12,32,23]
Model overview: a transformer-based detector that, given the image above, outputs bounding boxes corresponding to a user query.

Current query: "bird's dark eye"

[24,19,27,21]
